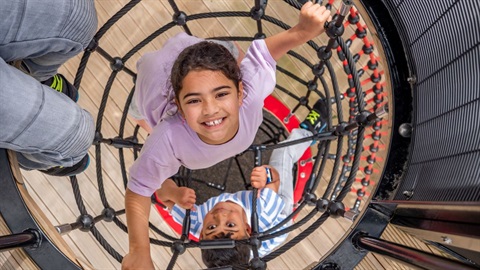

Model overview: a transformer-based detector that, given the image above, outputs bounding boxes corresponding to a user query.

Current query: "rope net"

[45,0,391,268]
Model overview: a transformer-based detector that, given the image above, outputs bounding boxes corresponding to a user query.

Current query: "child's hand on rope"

[295,1,332,41]
[173,187,196,210]
[251,165,280,196]
[251,165,269,190]
[264,1,331,60]
[156,179,196,210]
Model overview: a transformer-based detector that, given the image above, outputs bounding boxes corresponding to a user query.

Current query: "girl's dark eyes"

[226,222,236,228]
[186,99,200,104]
[217,92,229,98]
[208,225,217,230]
[184,91,230,104]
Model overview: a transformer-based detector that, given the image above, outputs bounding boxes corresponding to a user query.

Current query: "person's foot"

[300,99,328,133]
[8,60,79,102]
[40,154,90,177]
[42,74,79,102]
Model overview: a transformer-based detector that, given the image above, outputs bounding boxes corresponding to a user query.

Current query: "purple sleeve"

[127,129,181,197]
[240,39,277,102]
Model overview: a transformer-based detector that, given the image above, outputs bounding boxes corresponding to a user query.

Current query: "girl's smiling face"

[176,69,243,145]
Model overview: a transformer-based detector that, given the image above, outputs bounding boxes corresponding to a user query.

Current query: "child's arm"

[265,2,331,61]
[122,181,195,269]
[156,179,196,210]
[122,189,154,270]
[250,165,280,193]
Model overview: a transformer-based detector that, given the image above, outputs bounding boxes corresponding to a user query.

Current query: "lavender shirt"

[128,34,276,196]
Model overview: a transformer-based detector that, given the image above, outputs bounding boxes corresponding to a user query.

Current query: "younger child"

[159,128,319,267]
[122,3,330,269]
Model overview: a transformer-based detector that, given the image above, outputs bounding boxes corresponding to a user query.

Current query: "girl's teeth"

[206,119,223,126]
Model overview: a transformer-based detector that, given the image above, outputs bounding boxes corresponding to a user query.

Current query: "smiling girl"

[123,2,330,269]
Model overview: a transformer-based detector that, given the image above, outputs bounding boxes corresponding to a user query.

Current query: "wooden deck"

[0,1,452,269]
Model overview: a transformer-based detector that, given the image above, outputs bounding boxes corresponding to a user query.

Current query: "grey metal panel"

[381,0,480,202]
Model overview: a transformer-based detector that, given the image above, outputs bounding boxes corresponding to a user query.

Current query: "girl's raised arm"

[265,1,331,61]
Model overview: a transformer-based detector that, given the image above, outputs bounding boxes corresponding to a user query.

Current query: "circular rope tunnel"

[69,0,390,268]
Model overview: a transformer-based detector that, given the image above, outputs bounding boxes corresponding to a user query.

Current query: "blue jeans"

[0,0,97,170]
[269,128,313,217]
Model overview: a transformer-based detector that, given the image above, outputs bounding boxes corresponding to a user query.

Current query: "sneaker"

[42,74,79,102]
[40,154,90,177]
[300,99,328,133]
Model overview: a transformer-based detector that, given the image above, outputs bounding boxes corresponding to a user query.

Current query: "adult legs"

[0,0,97,171]
[0,0,98,80]
[268,128,313,216]
[0,60,94,170]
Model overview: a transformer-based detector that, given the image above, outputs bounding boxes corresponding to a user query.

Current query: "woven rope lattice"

[67,0,390,268]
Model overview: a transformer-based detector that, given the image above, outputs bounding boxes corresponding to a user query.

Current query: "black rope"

[167,252,180,270]
[336,127,366,201]
[71,175,124,262]
[168,0,192,35]
[118,87,136,189]
[219,158,235,189]
[122,22,177,63]
[188,11,250,20]
[69,176,88,215]
[310,141,331,192]
[283,0,303,10]
[329,30,369,201]
[274,83,303,103]
[287,49,315,69]
[258,119,280,141]
[74,0,141,88]
[93,68,120,209]
[331,128,357,200]
[303,141,327,194]
[260,203,317,238]
[149,239,175,247]
[263,212,330,262]
[249,146,263,260]
[322,135,343,199]
[149,222,179,242]
[73,51,92,90]
[113,217,128,232]
[322,60,345,199]
[253,0,266,36]
[234,155,251,189]
[337,36,366,111]
[96,0,141,41]
[91,226,123,263]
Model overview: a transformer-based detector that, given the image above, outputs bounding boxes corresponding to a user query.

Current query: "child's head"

[171,41,244,145]
[200,201,251,240]
[200,201,252,266]
[171,41,242,96]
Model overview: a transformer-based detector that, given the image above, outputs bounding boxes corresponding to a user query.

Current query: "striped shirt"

[171,188,289,257]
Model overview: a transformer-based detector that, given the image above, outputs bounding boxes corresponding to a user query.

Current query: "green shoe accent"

[42,74,79,102]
